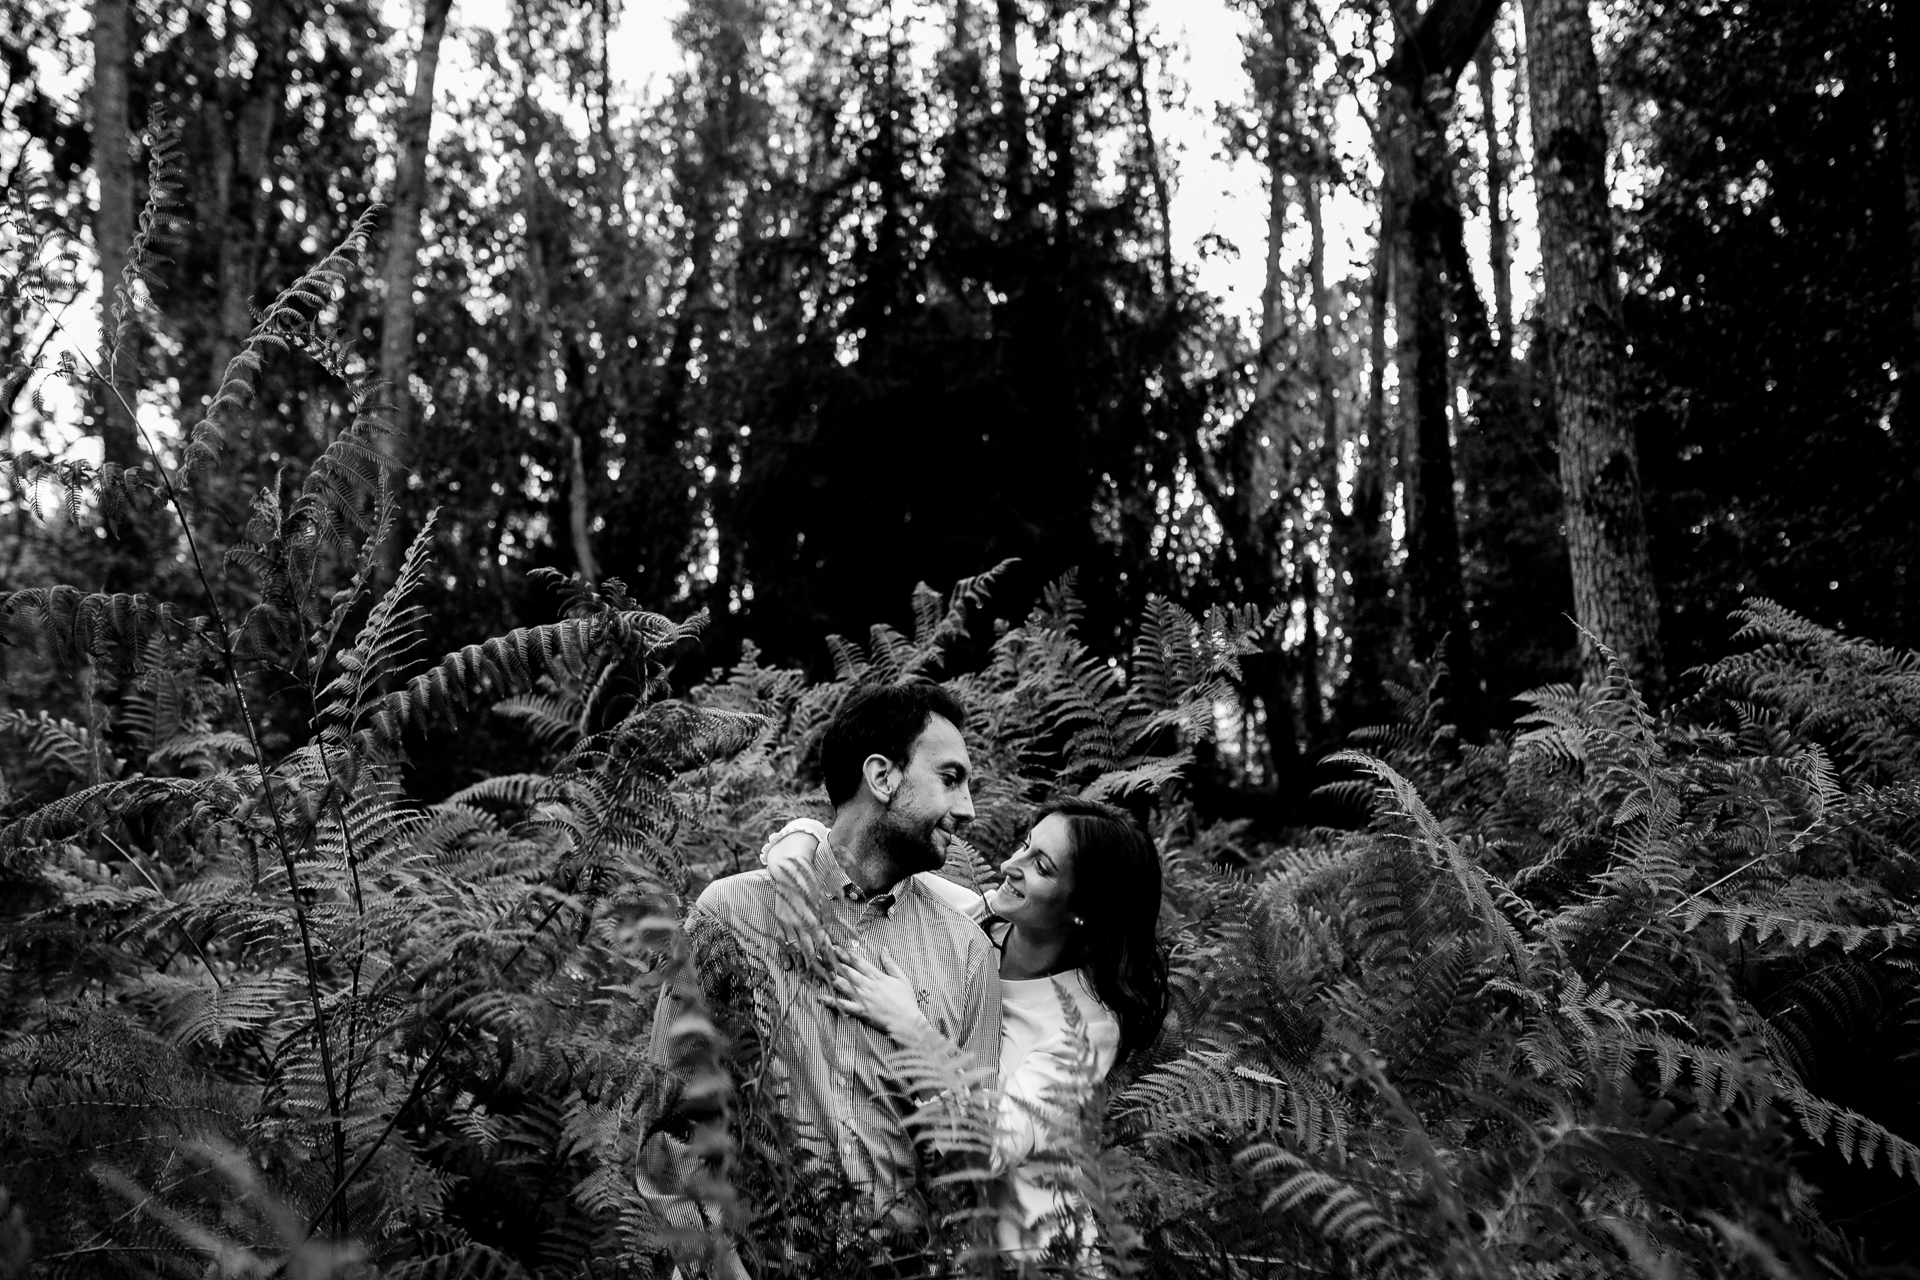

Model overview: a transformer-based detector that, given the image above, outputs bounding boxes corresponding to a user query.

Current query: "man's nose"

[953,785,976,822]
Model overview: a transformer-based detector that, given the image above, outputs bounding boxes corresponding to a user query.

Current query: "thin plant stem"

[297,892,576,1241]
[45,300,354,1241]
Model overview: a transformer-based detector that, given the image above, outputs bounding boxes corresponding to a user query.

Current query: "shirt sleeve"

[992,997,1120,1172]
[952,936,1003,1095]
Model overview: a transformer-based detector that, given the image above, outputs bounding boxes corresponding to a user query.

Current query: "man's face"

[874,714,975,875]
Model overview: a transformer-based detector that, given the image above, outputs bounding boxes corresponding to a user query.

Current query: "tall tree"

[1615,0,1912,670]
[1522,0,1665,694]
[1331,179,1398,730]
[207,2,298,387]
[1397,94,1471,691]
[1302,173,1340,742]
[511,3,597,587]
[1243,0,1303,779]
[1896,2,1920,427]
[996,0,1032,224]
[624,0,755,608]
[377,0,453,472]
[1123,0,1175,294]
[1168,0,1321,786]
[1476,32,1512,364]
[90,0,138,467]
[930,0,987,262]
[1380,0,1501,714]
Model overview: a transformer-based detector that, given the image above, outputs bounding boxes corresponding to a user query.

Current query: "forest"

[1,0,1918,1275]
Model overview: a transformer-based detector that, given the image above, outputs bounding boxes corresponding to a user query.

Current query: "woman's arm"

[761,817,830,866]
[914,866,991,924]
[761,818,832,970]
[993,1001,1120,1171]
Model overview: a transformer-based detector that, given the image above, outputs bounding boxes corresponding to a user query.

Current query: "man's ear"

[862,754,899,803]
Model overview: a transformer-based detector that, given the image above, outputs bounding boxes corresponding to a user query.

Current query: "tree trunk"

[1251,0,1301,783]
[935,2,982,210]
[1437,178,1500,400]
[1894,4,1920,435]
[521,179,598,587]
[1332,162,1399,730]
[1380,0,1500,720]
[564,424,597,586]
[1305,177,1338,743]
[1254,0,1294,439]
[378,0,453,466]
[1477,33,1513,365]
[1123,0,1174,294]
[1382,73,1474,701]
[210,3,294,390]
[1521,0,1665,696]
[1308,178,1339,484]
[1385,91,1420,520]
[91,0,139,466]
[1401,119,1472,693]
[594,0,618,194]
[995,0,1032,223]
[640,20,743,602]
[925,0,985,314]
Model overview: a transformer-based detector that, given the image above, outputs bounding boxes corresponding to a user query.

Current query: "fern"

[9,182,1920,1280]
[1235,1143,1415,1273]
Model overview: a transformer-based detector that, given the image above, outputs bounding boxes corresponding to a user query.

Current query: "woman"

[762,797,1168,1259]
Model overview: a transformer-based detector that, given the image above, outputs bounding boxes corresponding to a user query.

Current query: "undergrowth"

[4,125,1920,1280]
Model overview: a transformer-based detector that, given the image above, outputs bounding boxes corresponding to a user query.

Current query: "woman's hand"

[829,946,932,1043]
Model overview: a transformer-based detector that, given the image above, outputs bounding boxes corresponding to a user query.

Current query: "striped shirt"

[657,832,1001,1222]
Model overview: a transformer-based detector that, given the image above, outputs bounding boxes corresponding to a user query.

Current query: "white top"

[762,821,1121,1245]
[910,872,1121,1172]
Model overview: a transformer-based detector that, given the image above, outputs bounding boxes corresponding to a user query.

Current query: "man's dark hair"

[819,682,967,807]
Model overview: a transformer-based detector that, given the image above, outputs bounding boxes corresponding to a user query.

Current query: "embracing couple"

[650,681,1167,1271]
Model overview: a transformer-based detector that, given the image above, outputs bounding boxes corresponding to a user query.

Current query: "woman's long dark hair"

[1042,797,1169,1066]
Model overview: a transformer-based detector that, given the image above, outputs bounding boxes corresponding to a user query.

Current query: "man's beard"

[874,807,948,877]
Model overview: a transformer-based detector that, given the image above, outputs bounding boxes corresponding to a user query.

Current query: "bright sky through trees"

[446,0,1542,332]
[16,0,1545,457]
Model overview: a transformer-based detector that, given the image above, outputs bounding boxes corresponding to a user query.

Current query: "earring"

[1072,916,1085,927]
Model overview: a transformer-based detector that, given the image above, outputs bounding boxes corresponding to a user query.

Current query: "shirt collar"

[809,831,920,905]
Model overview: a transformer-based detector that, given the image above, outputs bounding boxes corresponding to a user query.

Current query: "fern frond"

[359,611,664,751]
[318,513,439,736]
[0,587,202,676]
[179,208,381,481]
[1235,1143,1414,1271]
[491,693,582,754]
[1326,751,1533,976]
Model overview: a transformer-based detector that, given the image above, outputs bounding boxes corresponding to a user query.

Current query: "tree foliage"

[4,0,1919,1273]
[4,212,1920,1271]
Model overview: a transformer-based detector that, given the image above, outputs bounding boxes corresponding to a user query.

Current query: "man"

[651,680,1002,1232]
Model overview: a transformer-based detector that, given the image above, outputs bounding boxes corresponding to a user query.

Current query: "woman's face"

[986,814,1079,932]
